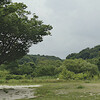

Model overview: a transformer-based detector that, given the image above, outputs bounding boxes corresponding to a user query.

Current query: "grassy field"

[0,78,66,85]
[17,80,100,100]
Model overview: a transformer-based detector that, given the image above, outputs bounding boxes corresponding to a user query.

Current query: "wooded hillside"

[66,45,100,59]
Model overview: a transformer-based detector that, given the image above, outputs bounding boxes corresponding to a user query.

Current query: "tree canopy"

[66,45,100,59]
[0,0,52,65]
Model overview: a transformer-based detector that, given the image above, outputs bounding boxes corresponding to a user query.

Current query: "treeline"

[0,55,62,80]
[18,54,61,64]
[66,45,100,59]
[0,45,100,80]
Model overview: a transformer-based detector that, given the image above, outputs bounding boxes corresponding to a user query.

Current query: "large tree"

[0,0,52,65]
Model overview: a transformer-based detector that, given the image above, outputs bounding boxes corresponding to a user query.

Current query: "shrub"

[75,73,89,80]
[0,70,9,78]
[59,69,75,80]
[6,75,24,80]
[93,75,99,80]
[58,68,93,80]
[77,85,85,89]
[62,59,99,76]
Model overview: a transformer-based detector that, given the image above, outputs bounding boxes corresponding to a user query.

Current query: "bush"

[58,68,93,80]
[93,75,99,80]
[75,73,89,80]
[6,75,24,80]
[0,70,9,78]
[59,69,75,80]
[35,65,57,76]
[77,85,85,89]
[62,59,99,76]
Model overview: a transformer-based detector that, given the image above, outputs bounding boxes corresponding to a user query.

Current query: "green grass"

[0,77,66,85]
[1,78,100,100]
[18,80,100,100]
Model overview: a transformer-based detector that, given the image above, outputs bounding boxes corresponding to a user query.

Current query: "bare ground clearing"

[0,85,41,100]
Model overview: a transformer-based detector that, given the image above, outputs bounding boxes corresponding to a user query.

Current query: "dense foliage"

[66,45,100,59]
[0,49,100,80]
[0,0,52,65]
[0,1,100,81]
[59,59,99,80]
[0,55,62,79]
[18,54,61,65]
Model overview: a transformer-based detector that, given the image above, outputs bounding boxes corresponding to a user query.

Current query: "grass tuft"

[77,85,85,89]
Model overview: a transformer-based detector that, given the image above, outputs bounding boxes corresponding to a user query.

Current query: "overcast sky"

[13,0,100,59]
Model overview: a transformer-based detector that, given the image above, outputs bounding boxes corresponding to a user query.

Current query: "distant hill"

[66,45,100,59]
[18,54,61,64]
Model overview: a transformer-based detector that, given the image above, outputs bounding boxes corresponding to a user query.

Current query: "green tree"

[0,1,52,65]
[35,65,56,76]
[5,61,19,74]
[62,59,99,76]
[6,61,35,75]
[0,0,11,5]
[35,60,61,76]
[97,58,100,71]
[59,69,75,79]
[66,45,100,59]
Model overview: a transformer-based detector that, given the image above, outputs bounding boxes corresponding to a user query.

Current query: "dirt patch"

[0,85,41,100]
